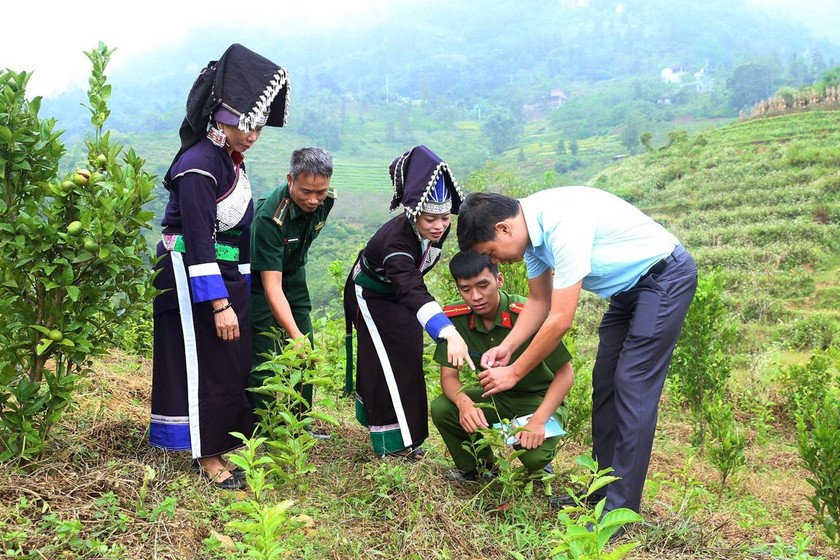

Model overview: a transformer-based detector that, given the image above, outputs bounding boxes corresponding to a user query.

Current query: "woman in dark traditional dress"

[344,145,475,460]
[149,44,290,489]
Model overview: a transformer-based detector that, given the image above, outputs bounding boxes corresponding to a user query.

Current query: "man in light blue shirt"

[456,186,697,517]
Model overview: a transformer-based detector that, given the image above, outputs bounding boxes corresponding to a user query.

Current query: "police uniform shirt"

[433,290,572,395]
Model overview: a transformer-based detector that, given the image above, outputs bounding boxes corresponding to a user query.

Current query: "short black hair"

[448,250,498,282]
[456,191,520,251]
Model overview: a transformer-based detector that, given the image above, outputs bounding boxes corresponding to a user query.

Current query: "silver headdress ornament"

[388,145,466,221]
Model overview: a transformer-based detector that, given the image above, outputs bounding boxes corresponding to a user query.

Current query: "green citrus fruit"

[83,238,99,252]
[61,180,75,193]
[67,221,83,236]
[48,329,64,342]
[73,169,91,186]
[96,154,108,168]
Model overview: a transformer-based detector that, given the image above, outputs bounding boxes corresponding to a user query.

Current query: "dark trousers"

[250,268,314,416]
[591,248,697,513]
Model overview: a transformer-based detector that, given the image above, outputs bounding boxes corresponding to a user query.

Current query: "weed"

[250,333,340,491]
[749,524,826,560]
[703,398,747,495]
[549,455,643,559]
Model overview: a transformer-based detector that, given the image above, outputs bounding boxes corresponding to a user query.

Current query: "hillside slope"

[592,109,840,357]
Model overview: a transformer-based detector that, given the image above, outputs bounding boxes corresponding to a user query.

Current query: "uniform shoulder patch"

[272,197,291,227]
[443,303,472,317]
[509,301,525,314]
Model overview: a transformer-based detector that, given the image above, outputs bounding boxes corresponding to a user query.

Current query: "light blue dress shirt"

[520,186,679,298]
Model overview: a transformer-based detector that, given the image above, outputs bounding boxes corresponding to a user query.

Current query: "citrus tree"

[0,43,156,463]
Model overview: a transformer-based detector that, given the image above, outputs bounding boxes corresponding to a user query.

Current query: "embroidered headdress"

[175,43,290,150]
[388,145,466,220]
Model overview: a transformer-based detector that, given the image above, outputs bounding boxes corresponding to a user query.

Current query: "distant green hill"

[591,109,840,357]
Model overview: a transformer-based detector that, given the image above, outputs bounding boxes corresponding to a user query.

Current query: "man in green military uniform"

[250,147,335,418]
[431,250,574,480]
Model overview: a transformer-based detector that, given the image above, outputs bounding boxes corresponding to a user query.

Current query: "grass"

[6,102,840,559]
[1,347,838,559]
[592,109,840,356]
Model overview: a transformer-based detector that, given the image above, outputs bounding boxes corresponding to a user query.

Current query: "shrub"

[250,334,340,491]
[704,398,746,493]
[0,45,156,464]
[783,313,839,351]
[668,269,736,445]
[783,349,840,544]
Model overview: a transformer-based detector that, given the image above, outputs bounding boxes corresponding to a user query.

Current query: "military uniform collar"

[282,182,324,220]
[470,290,514,333]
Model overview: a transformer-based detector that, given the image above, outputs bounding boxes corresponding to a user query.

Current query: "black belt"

[638,244,686,283]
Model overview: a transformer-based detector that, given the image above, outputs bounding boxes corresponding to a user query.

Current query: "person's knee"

[430,395,454,426]
[519,446,557,473]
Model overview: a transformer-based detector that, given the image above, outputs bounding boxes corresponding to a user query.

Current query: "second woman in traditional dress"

[344,145,474,460]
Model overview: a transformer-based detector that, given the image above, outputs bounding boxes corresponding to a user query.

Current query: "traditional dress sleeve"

[250,198,288,272]
[379,236,454,342]
[176,172,229,302]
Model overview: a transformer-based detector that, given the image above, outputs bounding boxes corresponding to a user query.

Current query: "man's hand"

[480,345,512,369]
[456,395,489,433]
[516,418,547,449]
[478,365,518,397]
[291,336,319,364]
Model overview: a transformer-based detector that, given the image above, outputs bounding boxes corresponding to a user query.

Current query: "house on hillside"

[660,66,688,84]
[548,88,568,108]
[661,63,714,92]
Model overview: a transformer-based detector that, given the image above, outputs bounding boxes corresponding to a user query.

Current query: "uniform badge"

[443,304,471,317]
[272,198,291,227]
[501,312,512,328]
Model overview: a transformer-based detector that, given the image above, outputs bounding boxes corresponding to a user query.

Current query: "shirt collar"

[519,195,543,249]
[470,290,513,334]
[283,183,320,221]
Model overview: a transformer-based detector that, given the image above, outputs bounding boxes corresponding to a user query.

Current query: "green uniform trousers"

[250,267,314,415]
[430,388,568,474]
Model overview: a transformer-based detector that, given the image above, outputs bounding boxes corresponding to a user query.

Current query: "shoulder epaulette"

[509,301,525,314]
[328,185,337,199]
[272,197,291,227]
[444,303,472,317]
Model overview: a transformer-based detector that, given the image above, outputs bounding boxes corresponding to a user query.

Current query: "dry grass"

[1,349,839,559]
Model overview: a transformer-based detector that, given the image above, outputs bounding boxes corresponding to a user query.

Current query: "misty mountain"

[42,0,839,142]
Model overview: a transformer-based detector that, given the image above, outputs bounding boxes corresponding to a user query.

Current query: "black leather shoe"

[549,491,605,509]
[446,468,479,482]
[194,460,246,490]
[200,469,246,490]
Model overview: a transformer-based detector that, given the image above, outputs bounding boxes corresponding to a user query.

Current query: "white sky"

[1,0,834,99]
[0,0,388,98]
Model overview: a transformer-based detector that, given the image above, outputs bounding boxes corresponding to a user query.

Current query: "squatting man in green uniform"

[250,147,335,431]
[431,250,574,481]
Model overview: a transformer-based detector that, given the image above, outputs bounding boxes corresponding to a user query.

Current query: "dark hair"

[289,147,333,180]
[448,250,498,281]
[456,192,519,251]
